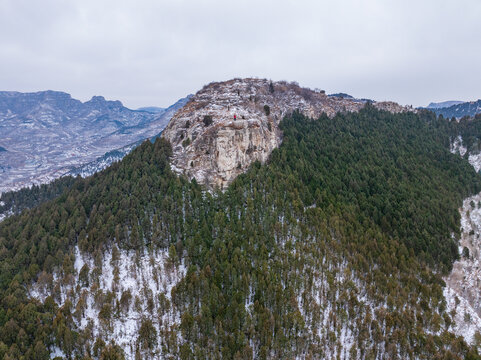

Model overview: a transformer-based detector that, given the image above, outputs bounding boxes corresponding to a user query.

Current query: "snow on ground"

[450,135,467,157]
[469,153,481,173]
[445,137,481,344]
[450,135,481,173]
[50,346,65,359]
[30,245,186,359]
[444,193,481,344]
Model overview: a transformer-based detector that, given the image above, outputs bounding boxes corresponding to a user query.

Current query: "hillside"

[431,100,481,119]
[1,102,481,358]
[0,91,190,194]
[427,101,464,109]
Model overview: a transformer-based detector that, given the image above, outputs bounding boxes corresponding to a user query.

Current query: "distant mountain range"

[0,90,191,193]
[426,101,464,109]
[428,99,481,118]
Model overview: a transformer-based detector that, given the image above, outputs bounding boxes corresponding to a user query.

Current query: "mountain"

[1,103,481,359]
[426,100,464,109]
[66,96,192,179]
[67,141,141,178]
[0,91,191,194]
[162,78,412,189]
[2,79,481,359]
[430,99,481,118]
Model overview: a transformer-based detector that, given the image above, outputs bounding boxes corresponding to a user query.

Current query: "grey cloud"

[0,0,480,108]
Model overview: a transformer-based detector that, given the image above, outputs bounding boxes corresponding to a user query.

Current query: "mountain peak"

[162,78,412,189]
[90,95,106,102]
[85,95,124,108]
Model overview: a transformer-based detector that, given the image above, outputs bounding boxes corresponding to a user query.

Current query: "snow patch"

[444,192,481,344]
[450,135,467,157]
[30,245,186,359]
[468,153,481,173]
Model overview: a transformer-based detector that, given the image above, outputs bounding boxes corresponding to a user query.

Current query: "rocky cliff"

[162,78,413,189]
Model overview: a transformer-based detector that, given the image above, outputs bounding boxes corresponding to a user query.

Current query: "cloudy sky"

[0,0,480,108]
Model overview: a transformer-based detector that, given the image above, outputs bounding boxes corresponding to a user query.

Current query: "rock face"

[162,78,413,189]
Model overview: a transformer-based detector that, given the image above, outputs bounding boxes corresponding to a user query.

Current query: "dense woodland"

[1,106,481,359]
[0,176,77,218]
[451,113,481,153]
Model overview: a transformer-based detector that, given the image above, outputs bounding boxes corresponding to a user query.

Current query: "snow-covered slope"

[30,245,186,359]
[68,141,142,178]
[444,137,481,344]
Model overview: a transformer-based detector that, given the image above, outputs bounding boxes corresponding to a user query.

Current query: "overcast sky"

[0,0,480,109]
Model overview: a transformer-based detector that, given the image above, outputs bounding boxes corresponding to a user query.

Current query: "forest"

[0,176,77,219]
[1,106,481,359]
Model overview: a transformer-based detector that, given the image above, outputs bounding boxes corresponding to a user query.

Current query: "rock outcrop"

[162,78,413,189]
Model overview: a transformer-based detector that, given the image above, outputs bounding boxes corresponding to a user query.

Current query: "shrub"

[138,318,157,350]
[264,105,270,116]
[203,115,213,126]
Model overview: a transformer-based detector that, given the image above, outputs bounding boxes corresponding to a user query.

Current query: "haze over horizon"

[1,0,480,109]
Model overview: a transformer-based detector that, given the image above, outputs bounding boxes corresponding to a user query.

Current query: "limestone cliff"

[162,78,413,189]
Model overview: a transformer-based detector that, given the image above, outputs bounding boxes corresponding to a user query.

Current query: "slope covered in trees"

[431,100,481,119]
[0,176,77,220]
[0,106,481,359]
[450,114,481,154]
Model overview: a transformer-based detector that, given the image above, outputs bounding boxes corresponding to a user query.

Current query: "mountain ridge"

[430,99,481,118]
[427,100,464,109]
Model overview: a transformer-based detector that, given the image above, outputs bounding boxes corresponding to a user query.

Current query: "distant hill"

[328,92,354,99]
[0,90,191,193]
[431,99,481,118]
[426,100,464,109]
[137,106,166,113]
